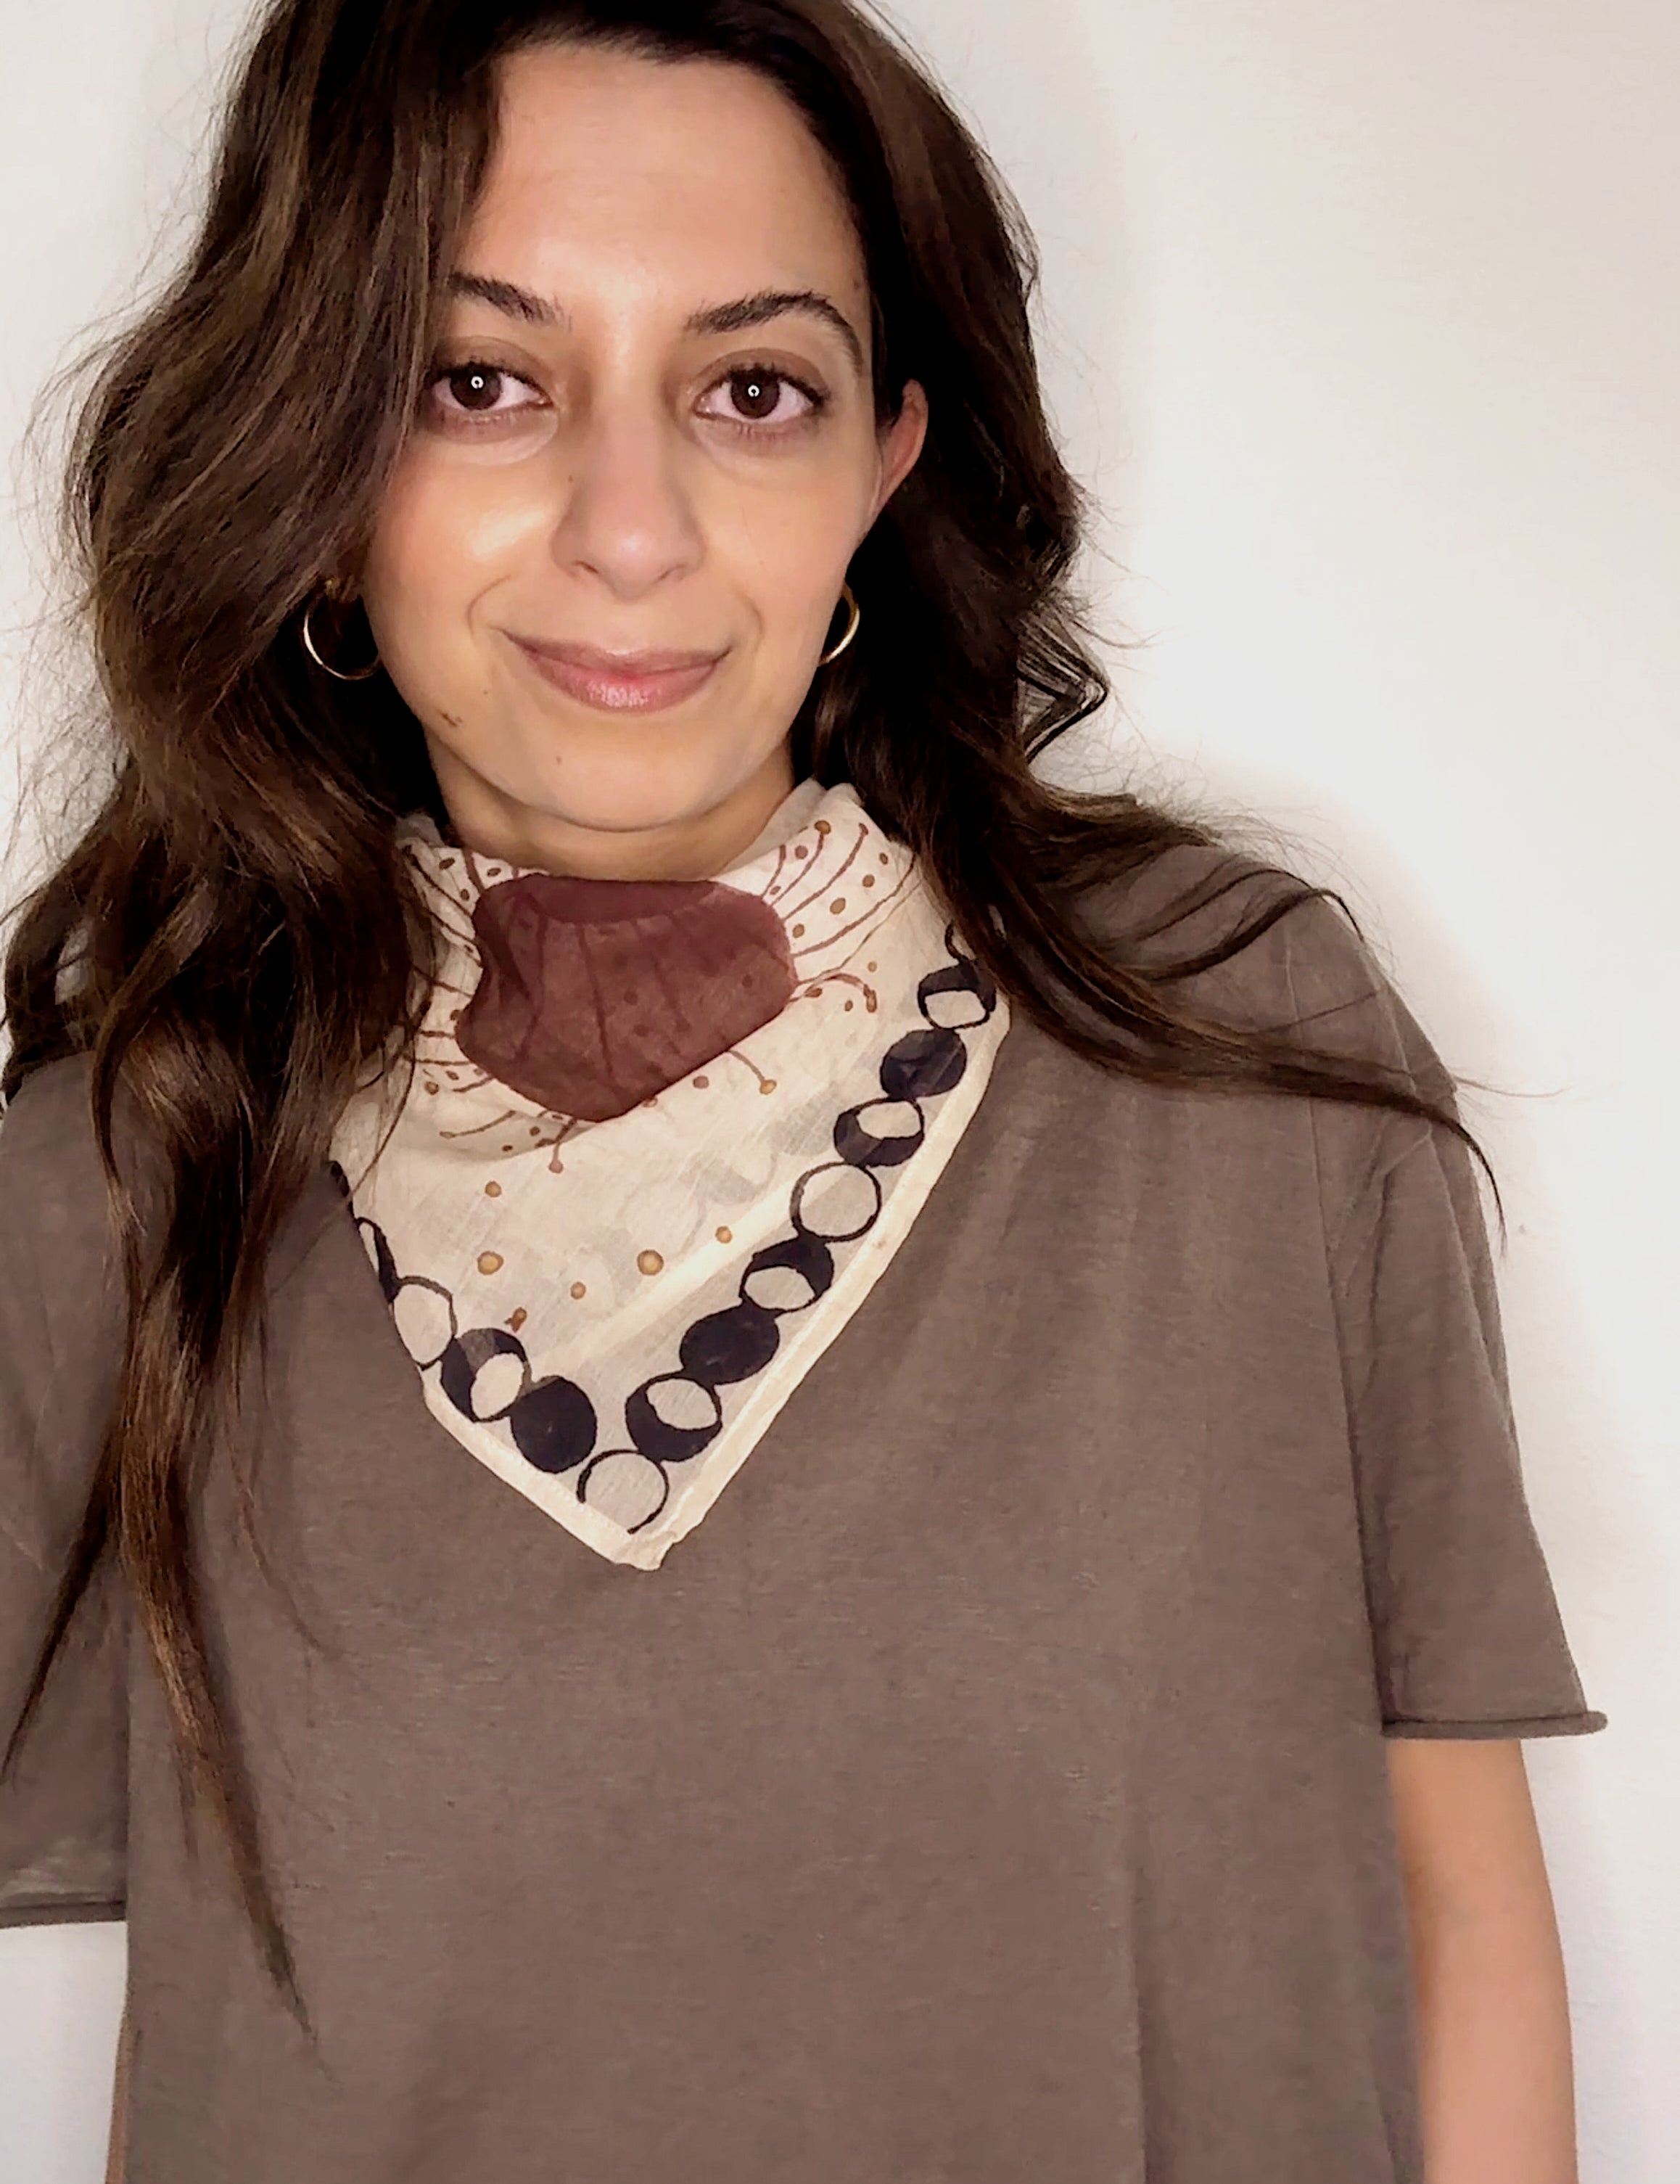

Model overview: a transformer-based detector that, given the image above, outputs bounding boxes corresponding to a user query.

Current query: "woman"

[0,3,1605,2180]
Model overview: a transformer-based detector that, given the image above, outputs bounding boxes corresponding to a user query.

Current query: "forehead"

[464,44,868,321]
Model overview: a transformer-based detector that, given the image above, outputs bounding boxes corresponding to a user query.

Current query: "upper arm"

[1385,1737,1555,1926]
[105,2001,135,2184]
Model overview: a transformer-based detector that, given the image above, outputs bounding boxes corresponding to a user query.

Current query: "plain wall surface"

[1,3,1671,2177]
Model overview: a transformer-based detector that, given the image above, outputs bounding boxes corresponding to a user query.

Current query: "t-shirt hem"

[1381,1709,1607,1740]
[0,1894,128,1929]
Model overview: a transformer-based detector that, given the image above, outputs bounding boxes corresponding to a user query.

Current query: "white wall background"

[1,1,1671,2177]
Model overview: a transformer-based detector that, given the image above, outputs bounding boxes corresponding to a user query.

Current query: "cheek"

[361,455,551,665]
[702,467,870,646]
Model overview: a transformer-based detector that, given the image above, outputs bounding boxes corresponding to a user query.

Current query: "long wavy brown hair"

[1,0,1478,2032]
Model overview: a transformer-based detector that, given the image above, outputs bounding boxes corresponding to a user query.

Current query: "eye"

[697,364,825,434]
[424,362,544,424]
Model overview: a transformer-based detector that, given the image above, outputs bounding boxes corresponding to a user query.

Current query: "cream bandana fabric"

[329,776,1010,1569]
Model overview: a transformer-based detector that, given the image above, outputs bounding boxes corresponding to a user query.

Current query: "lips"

[509,635,724,714]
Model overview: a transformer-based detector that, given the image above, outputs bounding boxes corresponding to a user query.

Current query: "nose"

[546,388,704,602]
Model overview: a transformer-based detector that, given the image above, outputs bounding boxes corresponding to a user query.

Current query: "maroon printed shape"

[457,874,797,1121]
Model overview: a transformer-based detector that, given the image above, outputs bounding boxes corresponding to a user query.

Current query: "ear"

[870,380,928,520]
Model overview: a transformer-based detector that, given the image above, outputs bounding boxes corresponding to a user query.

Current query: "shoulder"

[1067,842,1454,1106]
[0,1054,112,1265]
[0,1050,101,1172]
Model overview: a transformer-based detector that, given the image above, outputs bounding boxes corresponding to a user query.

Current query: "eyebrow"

[688,290,865,376]
[445,273,866,374]
[448,272,558,324]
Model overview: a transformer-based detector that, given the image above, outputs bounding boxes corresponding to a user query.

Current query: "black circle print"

[355,924,997,1531]
[354,1210,598,1473]
[506,1374,598,1474]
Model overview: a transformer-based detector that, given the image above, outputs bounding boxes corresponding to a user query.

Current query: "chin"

[499,744,770,839]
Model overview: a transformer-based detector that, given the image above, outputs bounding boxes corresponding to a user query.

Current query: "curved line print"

[350,921,1000,1534]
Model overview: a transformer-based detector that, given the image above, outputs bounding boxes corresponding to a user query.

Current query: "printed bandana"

[330,776,1010,1569]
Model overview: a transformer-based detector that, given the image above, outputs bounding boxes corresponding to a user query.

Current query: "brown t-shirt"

[0,857,1606,2183]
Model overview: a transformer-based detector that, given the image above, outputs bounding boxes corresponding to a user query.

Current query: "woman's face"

[359,44,926,880]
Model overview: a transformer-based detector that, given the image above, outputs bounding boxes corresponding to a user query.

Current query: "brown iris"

[445,366,506,411]
[728,369,783,421]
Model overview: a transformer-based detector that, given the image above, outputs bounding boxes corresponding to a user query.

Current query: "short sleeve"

[1325,1081,1608,1742]
[1081,851,1607,1743]
[0,1059,129,1926]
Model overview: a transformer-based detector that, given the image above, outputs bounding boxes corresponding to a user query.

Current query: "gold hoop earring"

[300,592,382,682]
[818,581,861,667]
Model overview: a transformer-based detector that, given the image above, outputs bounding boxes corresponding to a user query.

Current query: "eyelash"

[421,358,831,438]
